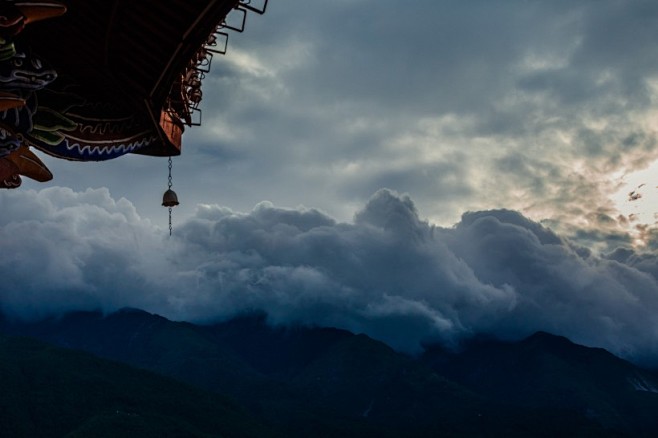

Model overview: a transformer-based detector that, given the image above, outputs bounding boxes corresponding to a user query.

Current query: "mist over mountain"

[3,187,658,367]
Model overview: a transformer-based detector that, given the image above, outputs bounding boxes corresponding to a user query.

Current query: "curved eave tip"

[15,1,67,24]
[6,145,53,182]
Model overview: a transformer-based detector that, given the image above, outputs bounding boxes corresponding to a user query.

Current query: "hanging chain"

[168,156,173,189]
[168,156,173,236]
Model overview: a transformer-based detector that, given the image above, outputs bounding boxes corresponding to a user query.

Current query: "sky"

[5,0,658,365]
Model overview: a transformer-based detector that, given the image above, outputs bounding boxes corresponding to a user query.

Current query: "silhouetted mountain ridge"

[0,333,269,437]
[2,309,657,436]
[424,330,658,435]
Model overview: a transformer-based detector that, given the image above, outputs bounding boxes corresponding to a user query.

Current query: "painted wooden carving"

[25,83,159,161]
[0,0,65,188]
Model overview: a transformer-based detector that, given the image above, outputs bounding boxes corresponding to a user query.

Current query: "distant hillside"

[424,331,658,436]
[0,333,269,438]
[3,309,654,436]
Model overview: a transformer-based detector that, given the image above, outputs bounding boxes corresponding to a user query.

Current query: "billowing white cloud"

[3,187,658,366]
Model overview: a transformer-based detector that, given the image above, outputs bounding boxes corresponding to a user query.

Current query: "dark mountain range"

[2,308,656,436]
[0,333,268,438]
[423,331,658,435]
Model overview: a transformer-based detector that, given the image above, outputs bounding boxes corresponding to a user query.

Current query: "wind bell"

[162,156,179,235]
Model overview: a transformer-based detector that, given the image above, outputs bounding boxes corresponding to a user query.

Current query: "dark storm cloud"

[156,0,658,237]
[4,188,658,366]
[22,0,658,241]
[338,158,473,205]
